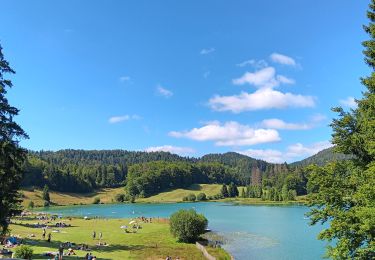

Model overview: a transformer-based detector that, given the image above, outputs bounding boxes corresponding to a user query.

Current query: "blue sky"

[1,0,370,162]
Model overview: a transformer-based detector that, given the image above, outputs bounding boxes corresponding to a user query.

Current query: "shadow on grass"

[11,222,78,229]
[22,237,148,259]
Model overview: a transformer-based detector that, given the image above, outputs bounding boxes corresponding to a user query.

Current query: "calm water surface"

[41,202,327,259]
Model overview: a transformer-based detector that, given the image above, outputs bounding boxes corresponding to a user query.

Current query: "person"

[42,228,46,239]
[85,252,89,259]
[88,252,93,260]
[99,232,102,240]
[67,248,76,255]
[47,233,51,243]
[92,231,96,240]
[58,244,63,260]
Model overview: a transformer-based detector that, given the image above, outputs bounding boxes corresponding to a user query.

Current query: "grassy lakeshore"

[21,184,307,208]
[8,215,230,260]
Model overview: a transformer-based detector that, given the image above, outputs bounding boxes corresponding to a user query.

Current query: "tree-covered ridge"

[290,147,352,167]
[22,150,295,193]
[22,150,193,192]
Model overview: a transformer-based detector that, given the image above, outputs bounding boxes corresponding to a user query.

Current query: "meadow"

[8,215,230,259]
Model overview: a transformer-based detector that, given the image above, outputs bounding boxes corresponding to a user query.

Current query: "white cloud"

[340,96,357,109]
[237,149,285,163]
[145,145,195,155]
[108,114,140,124]
[270,53,296,66]
[236,59,268,69]
[119,76,131,82]
[157,85,173,98]
[200,48,215,55]
[208,89,315,113]
[169,121,280,146]
[260,114,326,130]
[232,67,294,89]
[261,119,311,130]
[237,141,333,163]
[286,141,333,158]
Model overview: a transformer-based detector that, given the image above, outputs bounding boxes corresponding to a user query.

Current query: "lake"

[40,202,327,259]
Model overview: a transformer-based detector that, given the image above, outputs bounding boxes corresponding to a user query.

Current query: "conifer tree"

[0,44,28,235]
[307,1,375,258]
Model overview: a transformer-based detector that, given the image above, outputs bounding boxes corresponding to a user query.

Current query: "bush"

[93,197,100,204]
[14,245,33,259]
[196,193,207,201]
[43,200,50,207]
[170,209,208,243]
[115,193,126,202]
[186,193,196,202]
[27,201,34,209]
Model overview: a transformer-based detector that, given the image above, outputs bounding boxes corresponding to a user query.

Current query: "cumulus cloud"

[145,145,195,155]
[200,48,215,55]
[236,59,268,69]
[237,141,333,163]
[169,121,280,146]
[208,89,315,113]
[261,119,311,130]
[232,67,295,89]
[237,149,284,163]
[108,114,140,124]
[157,85,173,98]
[270,53,296,66]
[260,115,325,130]
[340,96,357,109]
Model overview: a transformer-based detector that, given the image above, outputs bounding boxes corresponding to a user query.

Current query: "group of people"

[92,231,103,240]
[42,227,52,242]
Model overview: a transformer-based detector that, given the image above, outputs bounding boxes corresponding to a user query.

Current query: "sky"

[0,0,370,163]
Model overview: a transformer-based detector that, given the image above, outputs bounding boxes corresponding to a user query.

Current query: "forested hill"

[290,147,352,167]
[22,148,344,195]
[22,150,288,193]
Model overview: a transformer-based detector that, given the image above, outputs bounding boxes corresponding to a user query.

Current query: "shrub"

[43,200,50,207]
[115,193,126,202]
[14,245,33,259]
[170,209,208,243]
[196,193,207,201]
[182,196,188,201]
[186,193,196,202]
[93,197,100,204]
[130,196,135,203]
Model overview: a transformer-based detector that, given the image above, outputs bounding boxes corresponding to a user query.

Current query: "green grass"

[137,184,223,203]
[9,216,230,260]
[21,187,125,207]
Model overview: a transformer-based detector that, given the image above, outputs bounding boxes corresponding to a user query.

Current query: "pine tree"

[0,44,28,235]
[42,184,50,203]
[220,184,229,198]
[307,1,375,258]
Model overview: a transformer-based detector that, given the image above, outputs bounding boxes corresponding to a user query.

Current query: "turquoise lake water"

[40,202,327,259]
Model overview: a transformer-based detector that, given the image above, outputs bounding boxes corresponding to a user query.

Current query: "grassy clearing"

[8,216,230,260]
[21,187,125,207]
[137,184,222,203]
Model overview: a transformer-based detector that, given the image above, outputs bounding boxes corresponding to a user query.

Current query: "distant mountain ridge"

[290,147,352,167]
